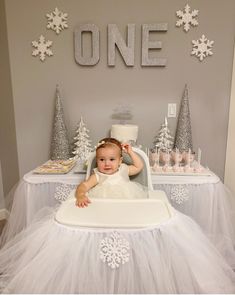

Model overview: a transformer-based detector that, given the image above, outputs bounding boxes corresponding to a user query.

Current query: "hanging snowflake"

[191,35,214,61]
[99,232,130,269]
[32,35,53,61]
[170,185,189,204]
[176,4,199,32]
[54,183,75,202]
[46,7,68,34]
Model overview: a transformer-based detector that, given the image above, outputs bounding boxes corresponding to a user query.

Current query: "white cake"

[111,124,138,143]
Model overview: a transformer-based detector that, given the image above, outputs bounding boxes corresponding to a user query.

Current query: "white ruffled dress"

[88,163,147,199]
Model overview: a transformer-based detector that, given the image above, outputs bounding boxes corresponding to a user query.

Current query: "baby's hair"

[96,137,122,155]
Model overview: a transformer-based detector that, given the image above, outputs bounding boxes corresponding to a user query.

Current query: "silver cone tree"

[50,85,70,160]
[174,85,193,152]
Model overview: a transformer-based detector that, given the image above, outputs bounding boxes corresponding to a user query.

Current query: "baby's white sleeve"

[93,168,99,182]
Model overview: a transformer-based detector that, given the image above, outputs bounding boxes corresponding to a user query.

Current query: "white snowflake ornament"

[46,7,68,34]
[32,35,53,61]
[99,232,130,269]
[191,35,214,61]
[54,184,75,202]
[176,4,199,32]
[170,185,189,204]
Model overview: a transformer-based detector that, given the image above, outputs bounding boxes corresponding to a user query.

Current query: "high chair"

[55,147,173,227]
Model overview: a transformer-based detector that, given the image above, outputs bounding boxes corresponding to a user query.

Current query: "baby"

[75,137,145,207]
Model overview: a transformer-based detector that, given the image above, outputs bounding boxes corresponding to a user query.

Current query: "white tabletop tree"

[153,117,174,152]
[72,117,93,163]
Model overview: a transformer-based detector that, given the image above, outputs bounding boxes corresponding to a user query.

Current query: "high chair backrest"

[86,147,153,191]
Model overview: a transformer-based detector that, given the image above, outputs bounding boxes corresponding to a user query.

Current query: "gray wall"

[2,0,235,186]
[0,161,5,210]
[0,0,19,196]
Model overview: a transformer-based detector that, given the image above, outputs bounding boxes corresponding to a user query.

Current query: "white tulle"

[155,182,235,268]
[0,180,61,246]
[2,173,235,271]
[0,207,235,294]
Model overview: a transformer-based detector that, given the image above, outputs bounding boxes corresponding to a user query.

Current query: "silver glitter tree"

[50,85,70,160]
[174,85,193,152]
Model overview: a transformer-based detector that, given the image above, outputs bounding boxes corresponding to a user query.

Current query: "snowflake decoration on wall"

[32,35,53,61]
[170,185,189,204]
[46,7,68,34]
[191,35,214,61]
[54,184,75,202]
[176,4,199,32]
[99,232,130,269]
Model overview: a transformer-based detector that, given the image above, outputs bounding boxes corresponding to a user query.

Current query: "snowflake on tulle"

[170,185,189,204]
[100,232,130,269]
[176,4,199,32]
[54,183,75,202]
[32,35,53,61]
[46,7,68,34]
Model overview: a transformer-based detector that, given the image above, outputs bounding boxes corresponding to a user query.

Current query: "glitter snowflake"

[99,232,130,269]
[54,184,75,202]
[46,7,68,34]
[32,35,53,61]
[191,35,214,61]
[176,4,199,32]
[170,185,189,204]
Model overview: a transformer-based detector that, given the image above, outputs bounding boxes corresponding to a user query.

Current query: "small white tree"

[153,117,174,152]
[72,117,93,162]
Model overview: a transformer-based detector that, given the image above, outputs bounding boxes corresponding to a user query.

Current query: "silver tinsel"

[50,85,70,160]
[174,85,193,152]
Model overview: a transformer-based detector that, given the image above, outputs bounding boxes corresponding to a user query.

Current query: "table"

[1,166,235,268]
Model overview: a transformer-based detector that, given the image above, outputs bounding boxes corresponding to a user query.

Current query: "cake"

[111,124,138,143]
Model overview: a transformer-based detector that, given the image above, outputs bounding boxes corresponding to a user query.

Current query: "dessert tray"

[34,159,76,174]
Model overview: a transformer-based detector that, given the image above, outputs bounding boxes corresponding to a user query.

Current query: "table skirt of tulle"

[0,209,235,294]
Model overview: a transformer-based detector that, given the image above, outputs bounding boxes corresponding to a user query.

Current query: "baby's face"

[96,146,122,175]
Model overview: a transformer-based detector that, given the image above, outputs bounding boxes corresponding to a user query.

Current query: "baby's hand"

[76,195,91,208]
[121,143,133,154]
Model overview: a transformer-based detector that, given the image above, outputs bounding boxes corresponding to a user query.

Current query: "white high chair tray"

[55,197,174,228]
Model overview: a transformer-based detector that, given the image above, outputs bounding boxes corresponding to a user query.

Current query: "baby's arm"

[122,144,144,176]
[75,174,98,207]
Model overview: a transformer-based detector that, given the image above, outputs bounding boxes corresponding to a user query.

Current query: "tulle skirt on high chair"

[0,197,235,294]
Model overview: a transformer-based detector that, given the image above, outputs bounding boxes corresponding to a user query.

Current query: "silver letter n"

[108,24,135,66]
